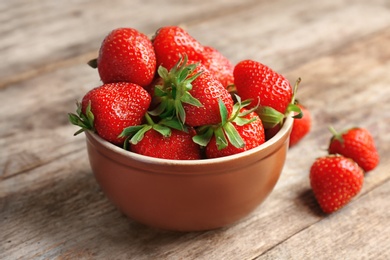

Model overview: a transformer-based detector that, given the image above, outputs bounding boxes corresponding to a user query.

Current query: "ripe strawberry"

[310,155,364,214]
[234,60,293,114]
[328,127,379,172]
[151,56,234,127]
[289,103,311,147]
[184,63,234,127]
[202,46,234,88]
[205,108,265,158]
[68,82,151,146]
[91,28,156,87]
[152,26,205,71]
[130,128,201,160]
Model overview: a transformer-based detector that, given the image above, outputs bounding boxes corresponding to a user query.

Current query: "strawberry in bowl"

[68,26,299,231]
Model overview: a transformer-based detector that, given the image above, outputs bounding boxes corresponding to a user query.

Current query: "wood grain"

[1,0,390,259]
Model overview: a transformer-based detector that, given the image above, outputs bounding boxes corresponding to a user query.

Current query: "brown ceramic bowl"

[85,115,293,232]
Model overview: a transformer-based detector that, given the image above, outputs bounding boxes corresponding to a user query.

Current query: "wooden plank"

[0,0,255,88]
[2,0,390,89]
[257,179,390,259]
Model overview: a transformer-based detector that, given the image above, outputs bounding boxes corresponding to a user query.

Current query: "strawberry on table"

[152,26,205,71]
[68,82,151,146]
[289,102,311,147]
[328,127,379,172]
[90,28,156,87]
[310,155,364,214]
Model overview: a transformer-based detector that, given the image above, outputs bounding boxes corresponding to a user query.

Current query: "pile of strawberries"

[68,25,379,215]
[69,26,303,160]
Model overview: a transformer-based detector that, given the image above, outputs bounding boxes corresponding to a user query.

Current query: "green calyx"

[119,113,185,150]
[193,95,257,150]
[148,55,203,126]
[328,126,346,144]
[256,77,303,129]
[68,100,95,135]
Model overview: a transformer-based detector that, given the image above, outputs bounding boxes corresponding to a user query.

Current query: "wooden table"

[1,0,390,259]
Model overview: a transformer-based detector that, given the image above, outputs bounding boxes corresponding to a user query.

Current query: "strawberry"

[205,108,265,158]
[90,28,156,87]
[119,112,201,159]
[234,60,292,113]
[68,82,151,146]
[192,96,264,158]
[130,128,201,160]
[328,127,379,172]
[234,60,301,129]
[151,56,234,127]
[310,155,364,214]
[202,46,234,88]
[289,103,311,147]
[184,63,234,127]
[152,26,205,71]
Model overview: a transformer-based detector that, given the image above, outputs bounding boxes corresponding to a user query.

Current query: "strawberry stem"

[150,55,203,126]
[68,100,95,135]
[328,125,344,143]
[193,97,254,150]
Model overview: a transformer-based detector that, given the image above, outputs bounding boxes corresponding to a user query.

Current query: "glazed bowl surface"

[85,116,293,231]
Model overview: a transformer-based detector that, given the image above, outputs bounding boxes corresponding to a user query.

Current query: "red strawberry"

[289,103,311,147]
[310,155,364,214]
[205,108,265,158]
[92,28,156,87]
[202,46,234,88]
[68,82,151,146]
[234,59,293,114]
[184,63,234,127]
[130,128,201,160]
[152,26,205,70]
[151,56,233,127]
[328,127,379,172]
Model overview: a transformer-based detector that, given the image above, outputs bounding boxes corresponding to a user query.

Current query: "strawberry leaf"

[256,106,284,129]
[118,125,144,138]
[175,99,186,124]
[288,103,303,119]
[148,99,168,116]
[159,117,187,132]
[157,65,169,80]
[68,100,95,136]
[219,99,229,126]
[223,122,244,148]
[180,92,202,107]
[215,127,228,150]
[152,124,171,137]
[130,125,153,145]
[233,116,255,126]
[192,128,214,147]
[154,85,167,97]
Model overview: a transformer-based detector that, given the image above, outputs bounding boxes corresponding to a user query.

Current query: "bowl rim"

[85,114,293,166]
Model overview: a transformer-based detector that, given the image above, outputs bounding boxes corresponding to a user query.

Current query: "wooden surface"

[1,0,390,259]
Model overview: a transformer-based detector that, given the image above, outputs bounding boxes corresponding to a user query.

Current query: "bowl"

[85,115,293,232]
